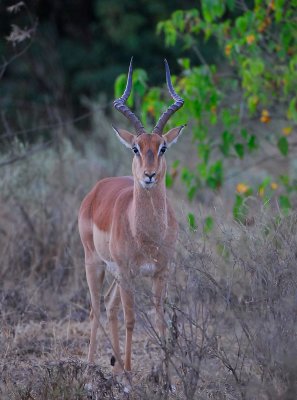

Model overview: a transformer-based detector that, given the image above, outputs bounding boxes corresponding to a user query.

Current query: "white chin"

[140,181,155,189]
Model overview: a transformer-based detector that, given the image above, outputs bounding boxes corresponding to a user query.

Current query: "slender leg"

[152,272,167,338]
[104,279,123,373]
[85,258,105,363]
[120,286,135,371]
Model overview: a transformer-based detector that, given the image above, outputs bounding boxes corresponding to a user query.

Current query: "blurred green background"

[1,0,198,121]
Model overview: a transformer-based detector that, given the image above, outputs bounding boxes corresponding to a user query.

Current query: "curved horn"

[113,57,146,136]
[153,59,184,136]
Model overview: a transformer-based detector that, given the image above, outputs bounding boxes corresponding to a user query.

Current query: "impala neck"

[130,179,168,241]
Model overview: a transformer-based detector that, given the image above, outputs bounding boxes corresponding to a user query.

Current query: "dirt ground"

[0,280,243,400]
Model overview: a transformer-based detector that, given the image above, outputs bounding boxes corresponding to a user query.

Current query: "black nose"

[144,172,156,180]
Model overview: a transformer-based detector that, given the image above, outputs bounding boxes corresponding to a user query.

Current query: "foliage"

[118,0,297,225]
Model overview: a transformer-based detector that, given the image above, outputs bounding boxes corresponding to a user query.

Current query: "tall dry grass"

[1,125,297,399]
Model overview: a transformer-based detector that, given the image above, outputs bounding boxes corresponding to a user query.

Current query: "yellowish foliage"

[236,183,249,194]
[282,127,292,136]
[260,109,271,123]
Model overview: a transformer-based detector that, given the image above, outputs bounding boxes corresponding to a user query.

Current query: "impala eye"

[132,146,140,155]
[159,146,167,155]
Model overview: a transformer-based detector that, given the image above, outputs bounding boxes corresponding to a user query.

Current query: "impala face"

[132,133,166,189]
[113,126,185,190]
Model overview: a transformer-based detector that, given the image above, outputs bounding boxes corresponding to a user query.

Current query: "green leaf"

[179,58,190,69]
[233,194,247,222]
[181,167,192,184]
[235,16,248,33]
[234,143,244,159]
[233,194,243,220]
[187,212,197,231]
[156,21,165,35]
[277,137,289,156]
[248,135,258,151]
[279,195,291,213]
[160,20,177,47]
[172,10,185,31]
[203,216,214,234]
[288,98,297,122]
[172,160,180,169]
[115,74,128,100]
[187,9,199,18]
[221,109,238,128]
[250,59,265,76]
[206,176,219,189]
[226,0,235,11]
[247,95,259,113]
[208,160,223,188]
[165,173,173,188]
[198,143,210,164]
[279,174,290,187]
[261,177,271,188]
[133,69,148,97]
[187,186,197,201]
[203,0,225,22]
[220,130,234,156]
[193,125,207,140]
[197,161,207,177]
[275,0,285,22]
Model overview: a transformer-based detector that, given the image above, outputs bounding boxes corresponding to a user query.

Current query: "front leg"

[152,271,167,339]
[119,286,135,371]
[104,279,123,374]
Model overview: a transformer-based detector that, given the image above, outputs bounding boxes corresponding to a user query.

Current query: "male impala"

[78,58,185,373]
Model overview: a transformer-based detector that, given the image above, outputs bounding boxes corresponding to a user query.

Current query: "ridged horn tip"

[113,57,145,135]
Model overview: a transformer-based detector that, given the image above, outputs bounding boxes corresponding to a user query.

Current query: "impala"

[78,58,185,373]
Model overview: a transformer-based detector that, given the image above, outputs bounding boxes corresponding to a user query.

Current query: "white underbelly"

[139,263,158,277]
[93,224,112,262]
[92,225,158,279]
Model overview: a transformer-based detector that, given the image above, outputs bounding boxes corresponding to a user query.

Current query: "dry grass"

[1,132,297,399]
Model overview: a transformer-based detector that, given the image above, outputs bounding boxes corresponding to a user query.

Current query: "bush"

[116,1,297,225]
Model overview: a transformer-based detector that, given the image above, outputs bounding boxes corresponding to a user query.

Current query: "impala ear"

[112,126,135,148]
[163,125,186,148]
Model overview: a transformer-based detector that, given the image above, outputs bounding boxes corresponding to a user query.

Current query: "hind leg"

[85,251,105,363]
[105,279,123,373]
